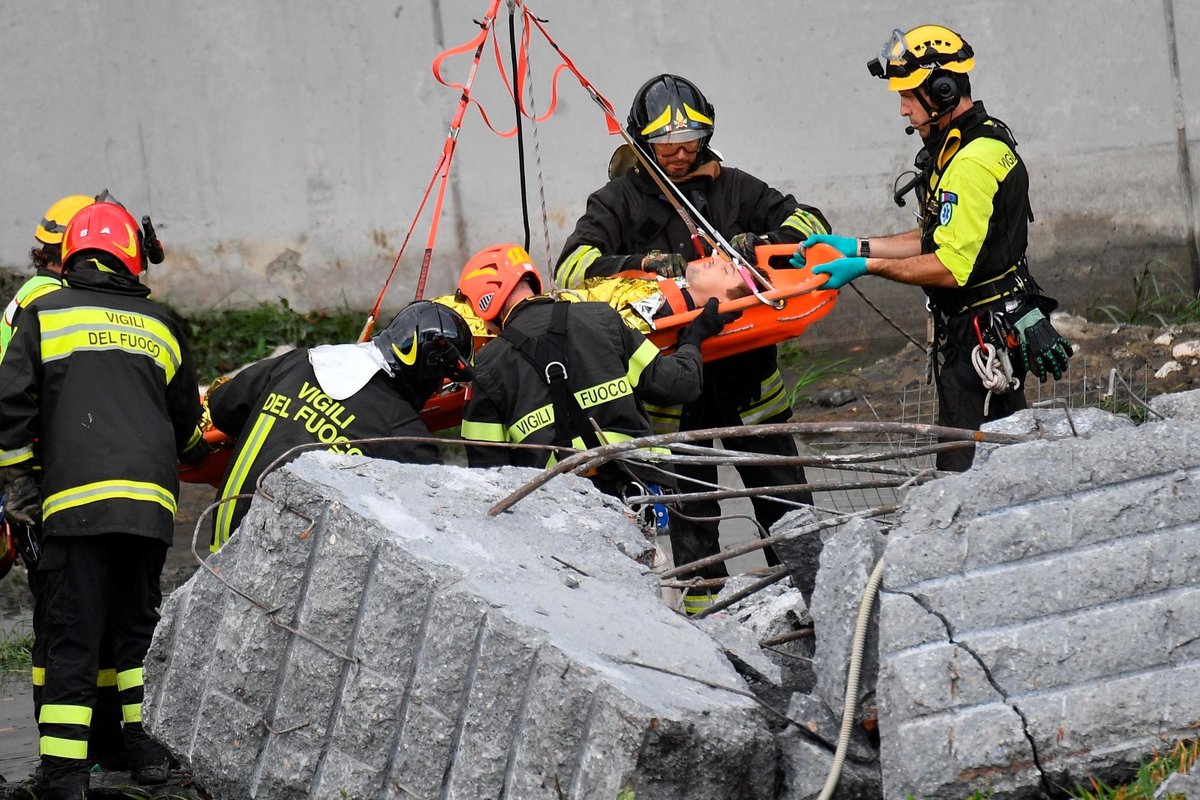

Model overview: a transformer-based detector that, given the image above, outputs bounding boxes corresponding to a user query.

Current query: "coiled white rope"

[972,343,1020,415]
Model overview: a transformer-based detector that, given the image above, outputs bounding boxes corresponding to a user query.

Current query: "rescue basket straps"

[364,0,781,339]
[360,1,502,337]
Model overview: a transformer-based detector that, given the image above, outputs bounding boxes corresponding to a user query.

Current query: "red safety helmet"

[61,200,146,276]
[456,243,543,322]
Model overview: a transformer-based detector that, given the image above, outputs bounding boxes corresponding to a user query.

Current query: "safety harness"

[500,302,602,451]
[500,302,671,534]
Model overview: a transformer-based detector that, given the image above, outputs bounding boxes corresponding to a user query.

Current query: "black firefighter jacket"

[0,269,204,543]
[554,158,831,427]
[208,348,440,550]
[460,297,702,469]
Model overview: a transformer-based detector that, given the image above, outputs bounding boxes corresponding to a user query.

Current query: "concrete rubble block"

[715,576,811,641]
[876,420,1200,799]
[146,454,776,799]
[694,613,782,685]
[771,507,824,603]
[778,733,882,800]
[1154,767,1200,799]
[976,406,1134,464]
[1149,386,1200,420]
[812,517,887,721]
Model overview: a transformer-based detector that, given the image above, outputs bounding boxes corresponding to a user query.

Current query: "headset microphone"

[904,125,916,135]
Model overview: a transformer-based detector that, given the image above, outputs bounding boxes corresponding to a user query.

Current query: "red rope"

[363,1,624,334]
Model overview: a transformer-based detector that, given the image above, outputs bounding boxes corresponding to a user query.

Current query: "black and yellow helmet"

[374,300,475,386]
[35,194,93,246]
[627,74,715,151]
[868,25,975,91]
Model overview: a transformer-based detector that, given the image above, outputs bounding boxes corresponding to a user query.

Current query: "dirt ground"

[784,312,1200,425]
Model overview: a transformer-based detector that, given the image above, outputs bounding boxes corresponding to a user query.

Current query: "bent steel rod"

[489,421,1034,515]
[657,504,897,580]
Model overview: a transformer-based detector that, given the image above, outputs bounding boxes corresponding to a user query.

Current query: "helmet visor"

[870,28,919,80]
[647,128,707,145]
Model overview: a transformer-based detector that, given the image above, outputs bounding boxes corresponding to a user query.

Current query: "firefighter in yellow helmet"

[793,24,1072,472]
[0,195,92,362]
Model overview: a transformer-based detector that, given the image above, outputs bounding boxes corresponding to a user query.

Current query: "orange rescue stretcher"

[179,243,839,486]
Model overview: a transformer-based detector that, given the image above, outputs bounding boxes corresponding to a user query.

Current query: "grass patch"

[0,622,33,673]
[173,300,366,382]
[778,341,850,406]
[1087,261,1200,327]
[1070,738,1199,799]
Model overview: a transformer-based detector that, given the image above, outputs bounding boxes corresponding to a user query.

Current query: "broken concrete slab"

[811,517,887,728]
[876,419,1200,799]
[694,613,782,686]
[145,455,776,799]
[976,406,1134,464]
[771,507,824,604]
[1149,386,1200,420]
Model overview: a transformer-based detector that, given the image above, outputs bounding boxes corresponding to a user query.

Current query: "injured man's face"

[684,257,753,306]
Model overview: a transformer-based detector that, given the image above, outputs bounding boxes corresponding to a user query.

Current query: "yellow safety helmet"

[35,194,94,246]
[868,25,975,92]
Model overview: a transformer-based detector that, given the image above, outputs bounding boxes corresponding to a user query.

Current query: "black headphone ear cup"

[929,73,960,113]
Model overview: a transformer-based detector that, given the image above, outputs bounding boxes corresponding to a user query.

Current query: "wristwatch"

[859,238,871,258]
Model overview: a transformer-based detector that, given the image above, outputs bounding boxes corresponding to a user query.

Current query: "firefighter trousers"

[670,411,814,580]
[33,533,167,792]
[30,566,127,771]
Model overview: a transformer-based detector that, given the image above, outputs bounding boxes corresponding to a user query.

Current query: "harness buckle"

[544,360,567,382]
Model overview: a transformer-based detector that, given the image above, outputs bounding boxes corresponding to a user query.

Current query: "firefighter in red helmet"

[0,197,207,799]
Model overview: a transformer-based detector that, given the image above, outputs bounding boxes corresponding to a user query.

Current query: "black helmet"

[627,74,715,153]
[374,301,475,388]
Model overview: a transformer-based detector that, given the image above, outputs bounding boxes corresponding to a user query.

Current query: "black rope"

[508,3,531,250]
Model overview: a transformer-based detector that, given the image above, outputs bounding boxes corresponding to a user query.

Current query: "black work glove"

[1,465,41,528]
[1013,307,1073,382]
[640,251,687,279]
[729,232,767,265]
[676,298,741,350]
[179,436,214,466]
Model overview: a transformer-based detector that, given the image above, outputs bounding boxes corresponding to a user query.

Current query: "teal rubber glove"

[811,257,867,290]
[790,234,859,268]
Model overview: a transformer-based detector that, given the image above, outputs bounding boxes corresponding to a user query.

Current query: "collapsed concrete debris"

[876,414,1200,798]
[142,392,1200,800]
[144,457,775,800]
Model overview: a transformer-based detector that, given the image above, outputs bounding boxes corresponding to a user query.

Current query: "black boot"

[38,758,88,800]
[122,723,171,785]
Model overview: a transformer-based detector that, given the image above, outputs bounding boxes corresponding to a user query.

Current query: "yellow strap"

[116,667,144,692]
[627,338,660,389]
[122,702,142,724]
[460,419,507,444]
[40,735,89,760]
[39,704,93,726]
[31,666,45,687]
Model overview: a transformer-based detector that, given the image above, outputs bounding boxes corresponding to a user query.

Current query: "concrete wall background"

[2,0,1197,343]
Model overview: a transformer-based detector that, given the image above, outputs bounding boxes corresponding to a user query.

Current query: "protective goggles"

[867,28,973,79]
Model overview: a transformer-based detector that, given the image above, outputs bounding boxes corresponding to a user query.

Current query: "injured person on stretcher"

[433,256,753,336]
